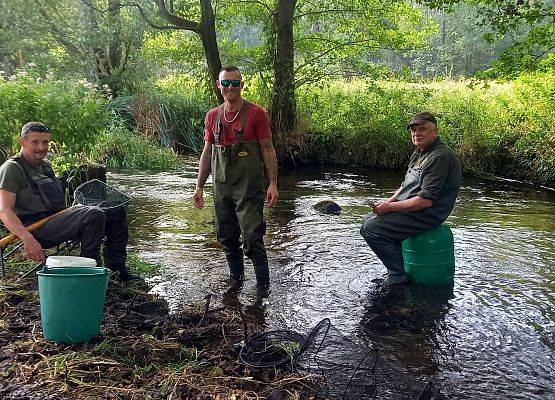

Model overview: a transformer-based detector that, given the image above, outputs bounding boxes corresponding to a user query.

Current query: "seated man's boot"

[115,265,144,283]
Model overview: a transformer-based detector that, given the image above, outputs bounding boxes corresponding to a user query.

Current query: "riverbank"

[0,275,325,399]
[1,73,554,186]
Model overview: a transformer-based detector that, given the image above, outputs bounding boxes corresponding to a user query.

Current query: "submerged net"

[239,319,331,369]
[72,179,131,210]
[239,283,451,400]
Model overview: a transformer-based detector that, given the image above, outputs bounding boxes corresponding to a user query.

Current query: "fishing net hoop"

[72,179,131,210]
[239,318,332,369]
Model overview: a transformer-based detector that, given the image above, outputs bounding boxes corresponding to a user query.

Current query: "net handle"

[299,317,331,355]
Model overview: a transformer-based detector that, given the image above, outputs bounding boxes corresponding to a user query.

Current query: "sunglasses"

[220,79,241,88]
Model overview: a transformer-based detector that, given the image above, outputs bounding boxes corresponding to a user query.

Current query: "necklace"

[223,101,243,123]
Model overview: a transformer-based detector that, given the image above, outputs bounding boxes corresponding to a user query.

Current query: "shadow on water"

[110,159,555,400]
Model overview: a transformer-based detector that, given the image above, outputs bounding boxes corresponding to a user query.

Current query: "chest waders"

[10,156,65,225]
[211,101,269,286]
[360,154,443,285]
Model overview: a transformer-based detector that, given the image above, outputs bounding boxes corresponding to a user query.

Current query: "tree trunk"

[154,0,223,103]
[269,0,297,139]
[199,0,223,103]
[108,0,122,70]
[75,0,100,82]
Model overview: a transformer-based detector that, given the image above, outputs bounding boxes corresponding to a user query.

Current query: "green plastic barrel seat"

[37,267,109,343]
[402,224,455,286]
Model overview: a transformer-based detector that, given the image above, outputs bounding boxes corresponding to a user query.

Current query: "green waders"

[211,102,269,286]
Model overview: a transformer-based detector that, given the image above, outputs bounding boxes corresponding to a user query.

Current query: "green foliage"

[0,73,114,166]
[145,75,213,152]
[300,74,555,186]
[89,119,180,170]
[420,0,555,76]
[218,0,434,87]
[126,253,162,277]
[298,80,426,167]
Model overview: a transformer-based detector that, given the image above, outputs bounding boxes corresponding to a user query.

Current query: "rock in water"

[314,200,342,215]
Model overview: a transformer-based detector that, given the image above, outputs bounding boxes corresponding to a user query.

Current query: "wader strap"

[236,101,250,144]
[214,105,224,145]
[12,156,56,183]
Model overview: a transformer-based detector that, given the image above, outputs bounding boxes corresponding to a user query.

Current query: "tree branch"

[34,0,81,54]
[228,0,273,13]
[294,38,378,74]
[154,0,200,32]
[294,8,364,20]
[79,0,199,31]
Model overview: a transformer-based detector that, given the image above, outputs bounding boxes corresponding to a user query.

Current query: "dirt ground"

[0,275,326,399]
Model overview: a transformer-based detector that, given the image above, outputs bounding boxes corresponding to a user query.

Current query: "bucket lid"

[46,256,97,268]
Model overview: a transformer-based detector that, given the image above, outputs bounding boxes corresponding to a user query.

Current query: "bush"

[0,73,114,166]
[89,121,180,170]
[298,74,555,186]
[0,73,182,171]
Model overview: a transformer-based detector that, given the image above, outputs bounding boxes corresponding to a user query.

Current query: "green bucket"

[37,266,109,343]
[402,224,455,286]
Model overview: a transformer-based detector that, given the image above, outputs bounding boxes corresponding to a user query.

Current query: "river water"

[110,158,554,400]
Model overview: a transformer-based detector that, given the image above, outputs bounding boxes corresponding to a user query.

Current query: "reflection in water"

[110,160,555,400]
[359,283,454,377]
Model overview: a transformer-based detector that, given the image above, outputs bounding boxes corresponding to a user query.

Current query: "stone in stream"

[314,200,342,215]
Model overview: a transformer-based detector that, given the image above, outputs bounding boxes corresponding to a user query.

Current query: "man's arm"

[259,137,278,207]
[373,195,433,216]
[0,189,45,261]
[386,186,404,203]
[192,141,212,209]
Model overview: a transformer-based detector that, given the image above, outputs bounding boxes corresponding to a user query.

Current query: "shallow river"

[110,158,554,400]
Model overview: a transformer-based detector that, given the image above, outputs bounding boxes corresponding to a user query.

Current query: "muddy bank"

[0,277,325,399]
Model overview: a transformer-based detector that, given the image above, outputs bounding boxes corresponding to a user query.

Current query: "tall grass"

[145,75,213,153]
[89,120,179,170]
[298,74,555,186]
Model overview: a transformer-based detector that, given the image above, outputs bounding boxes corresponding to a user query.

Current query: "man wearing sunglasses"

[192,66,278,292]
[0,122,141,282]
[360,112,462,286]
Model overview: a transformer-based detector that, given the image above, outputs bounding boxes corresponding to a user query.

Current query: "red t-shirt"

[204,102,271,145]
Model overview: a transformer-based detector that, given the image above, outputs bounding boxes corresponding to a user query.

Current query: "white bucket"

[46,256,97,268]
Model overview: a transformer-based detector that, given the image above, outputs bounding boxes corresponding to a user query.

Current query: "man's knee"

[82,206,106,228]
[360,214,379,239]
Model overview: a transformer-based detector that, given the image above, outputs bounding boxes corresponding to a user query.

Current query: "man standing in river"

[360,112,462,285]
[192,66,279,292]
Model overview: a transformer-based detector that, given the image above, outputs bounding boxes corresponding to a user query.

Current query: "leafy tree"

[0,0,145,92]
[420,0,555,76]
[217,0,432,153]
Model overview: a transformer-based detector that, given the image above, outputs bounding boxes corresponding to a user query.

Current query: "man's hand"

[372,202,392,216]
[22,234,45,262]
[266,184,278,208]
[192,187,205,209]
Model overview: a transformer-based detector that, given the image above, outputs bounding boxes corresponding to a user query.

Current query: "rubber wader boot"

[253,262,269,285]
[115,266,143,283]
[228,259,245,287]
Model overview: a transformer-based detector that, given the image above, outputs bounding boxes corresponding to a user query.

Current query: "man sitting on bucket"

[0,122,141,282]
[360,112,462,285]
